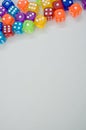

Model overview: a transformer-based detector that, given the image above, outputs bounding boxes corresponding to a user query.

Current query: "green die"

[22,20,35,33]
[36,0,42,6]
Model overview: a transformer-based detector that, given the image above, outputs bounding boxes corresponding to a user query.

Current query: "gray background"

[0,0,86,129]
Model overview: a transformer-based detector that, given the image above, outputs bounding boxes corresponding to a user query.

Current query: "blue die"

[0,32,7,44]
[0,22,3,31]
[2,0,14,10]
[8,5,20,17]
[62,0,73,10]
[12,22,23,34]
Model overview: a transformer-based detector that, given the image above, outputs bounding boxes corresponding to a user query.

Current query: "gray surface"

[0,0,86,129]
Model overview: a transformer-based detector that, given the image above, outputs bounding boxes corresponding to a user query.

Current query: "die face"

[0,6,7,17]
[0,22,3,31]
[34,15,47,28]
[15,12,26,22]
[17,0,29,13]
[28,2,39,13]
[8,5,20,17]
[44,8,53,20]
[3,25,14,37]
[23,20,35,33]
[2,14,15,25]
[42,0,52,9]
[0,32,6,44]
[52,0,64,11]
[12,22,23,34]
[62,0,73,10]
[82,0,86,9]
[26,11,36,21]
[2,0,14,10]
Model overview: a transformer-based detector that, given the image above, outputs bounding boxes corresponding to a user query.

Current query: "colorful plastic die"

[54,9,66,22]
[2,13,15,25]
[0,32,7,44]
[26,11,36,21]
[52,0,64,11]
[12,21,23,34]
[81,0,86,9]
[23,20,35,33]
[3,25,14,37]
[0,22,3,31]
[41,0,52,9]
[17,0,29,13]
[69,3,82,17]
[62,0,73,10]
[2,0,14,10]
[28,2,39,14]
[34,15,47,28]
[15,12,26,22]
[0,6,7,17]
[44,7,53,20]
[8,5,20,17]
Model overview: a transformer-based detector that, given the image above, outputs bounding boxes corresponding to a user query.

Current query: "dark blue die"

[0,32,7,44]
[8,5,20,17]
[0,22,3,31]
[62,0,73,10]
[12,22,23,34]
[2,0,14,10]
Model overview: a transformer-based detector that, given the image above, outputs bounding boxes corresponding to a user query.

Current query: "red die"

[52,0,64,11]
[3,25,14,38]
[44,8,53,20]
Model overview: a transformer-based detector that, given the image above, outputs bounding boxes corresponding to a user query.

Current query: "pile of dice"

[0,0,85,44]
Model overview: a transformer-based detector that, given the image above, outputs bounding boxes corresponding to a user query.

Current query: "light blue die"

[12,21,23,34]
[0,32,7,44]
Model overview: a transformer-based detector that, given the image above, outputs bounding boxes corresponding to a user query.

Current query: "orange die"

[2,14,15,25]
[54,9,66,22]
[17,0,29,13]
[69,3,82,18]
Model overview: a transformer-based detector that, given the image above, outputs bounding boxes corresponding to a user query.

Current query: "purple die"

[26,11,36,21]
[82,0,86,9]
[0,6,6,17]
[15,12,26,22]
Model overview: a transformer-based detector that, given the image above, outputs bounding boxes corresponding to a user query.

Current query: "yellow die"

[41,0,52,9]
[28,2,39,13]
[34,15,47,28]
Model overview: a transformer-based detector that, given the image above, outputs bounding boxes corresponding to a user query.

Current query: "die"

[2,0,14,10]
[54,9,66,22]
[0,32,7,44]
[69,3,82,17]
[62,0,73,10]
[3,25,14,37]
[28,2,39,14]
[17,0,29,13]
[0,22,3,31]
[81,0,86,9]
[26,11,36,21]
[52,0,64,11]
[41,0,52,9]
[36,0,42,6]
[44,7,53,20]
[34,15,47,28]
[0,6,7,17]
[12,21,23,34]
[15,12,26,22]
[8,5,20,17]
[2,13,15,25]
[22,20,35,33]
